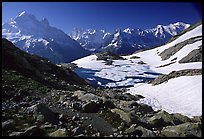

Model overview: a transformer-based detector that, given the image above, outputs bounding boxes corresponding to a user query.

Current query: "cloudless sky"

[2,2,202,34]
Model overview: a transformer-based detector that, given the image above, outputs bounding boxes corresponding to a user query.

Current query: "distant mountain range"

[2,11,190,63]
[69,22,190,54]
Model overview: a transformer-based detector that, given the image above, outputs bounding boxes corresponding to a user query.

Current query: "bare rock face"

[159,36,202,61]
[161,122,202,137]
[151,69,202,85]
[179,45,202,63]
[33,103,59,124]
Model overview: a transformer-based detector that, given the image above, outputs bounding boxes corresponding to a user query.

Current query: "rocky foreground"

[2,71,202,137]
[2,39,202,137]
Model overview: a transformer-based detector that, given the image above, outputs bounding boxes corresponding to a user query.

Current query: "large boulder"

[72,127,84,136]
[124,124,156,137]
[125,124,142,136]
[2,119,15,131]
[23,125,45,136]
[78,93,101,102]
[103,99,116,109]
[49,128,67,137]
[160,122,202,137]
[82,101,100,113]
[29,103,59,124]
[171,113,192,124]
[191,116,202,123]
[147,110,176,128]
[135,126,156,137]
[111,108,131,124]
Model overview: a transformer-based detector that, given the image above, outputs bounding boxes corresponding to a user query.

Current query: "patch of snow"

[126,75,202,117]
[19,11,26,17]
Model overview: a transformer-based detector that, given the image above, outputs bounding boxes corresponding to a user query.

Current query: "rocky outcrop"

[159,36,202,61]
[160,122,202,137]
[151,69,202,85]
[2,38,88,90]
[96,51,125,61]
[179,45,202,63]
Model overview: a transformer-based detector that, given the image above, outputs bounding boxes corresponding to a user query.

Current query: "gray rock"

[103,99,116,109]
[179,45,202,63]
[128,101,139,108]
[71,102,82,111]
[147,110,177,128]
[125,124,142,136]
[2,119,15,131]
[36,114,45,123]
[138,103,154,114]
[73,90,85,98]
[23,125,45,136]
[59,95,66,103]
[172,113,192,124]
[72,127,84,136]
[78,93,101,102]
[135,126,156,137]
[33,103,59,124]
[111,108,131,124]
[49,128,67,137]
[9,132,24,136]
[82,101,100,113]
[151,69,202,85]
[160,36,202,61]
[137,61,146,64]
[161,122,201,137]
[191,116,202,123]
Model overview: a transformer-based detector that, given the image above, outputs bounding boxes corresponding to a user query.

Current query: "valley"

[2,11,202,137]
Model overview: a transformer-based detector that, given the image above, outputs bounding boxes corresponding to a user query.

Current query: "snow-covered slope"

[124,24,202,74]
[70,22,190,54]
[2,11,90,63]
[73,22,202,117]
[125,23,202,117]
[128,75,202,117]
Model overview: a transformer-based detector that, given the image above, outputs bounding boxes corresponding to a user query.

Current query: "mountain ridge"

[2,11,90,64]
[69,22,190,54]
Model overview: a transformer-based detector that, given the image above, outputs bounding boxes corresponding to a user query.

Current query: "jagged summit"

[70,22,190,54]
[2,11,90,64]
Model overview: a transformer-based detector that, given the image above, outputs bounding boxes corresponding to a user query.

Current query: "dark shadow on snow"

[74,67,163,88]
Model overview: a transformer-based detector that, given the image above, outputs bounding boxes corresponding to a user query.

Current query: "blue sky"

[2,2,202,34]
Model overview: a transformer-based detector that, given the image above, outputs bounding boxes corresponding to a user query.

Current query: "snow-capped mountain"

[72,21,202,117]
[70,28,113,52]
[146,22,190,40]
[2,11,90,63]
[70,22,190,55]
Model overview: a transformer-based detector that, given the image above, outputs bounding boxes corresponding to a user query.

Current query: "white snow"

[73,23,202,117]
[19,11,26,17]
[124,28,132,34]
[122,24,202,117]
[38,38,50,46]
[103,32,111,39]
[73,55,161,88]
[123,25,202,74]
[126,75,202,117]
